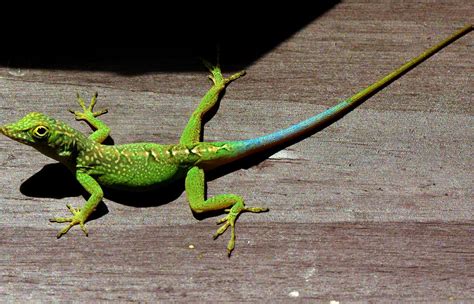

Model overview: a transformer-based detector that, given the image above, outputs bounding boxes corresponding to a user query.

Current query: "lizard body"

[1,25,471,255]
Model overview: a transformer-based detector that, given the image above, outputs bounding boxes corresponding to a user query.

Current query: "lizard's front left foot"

[49,204,89,238]
[69,92,108,121]
[213,199,268,256]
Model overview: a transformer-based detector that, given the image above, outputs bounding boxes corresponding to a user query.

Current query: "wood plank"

[0,1,472,302]
[0,223,472,302]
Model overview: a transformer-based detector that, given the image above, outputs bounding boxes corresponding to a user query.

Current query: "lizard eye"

[33,126,49,138]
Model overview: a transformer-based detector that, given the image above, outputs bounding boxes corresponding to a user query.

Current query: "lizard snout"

[0,125,14,138]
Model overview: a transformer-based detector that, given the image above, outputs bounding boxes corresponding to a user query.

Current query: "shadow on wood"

[1,2,340,74]
[20,163,185,208]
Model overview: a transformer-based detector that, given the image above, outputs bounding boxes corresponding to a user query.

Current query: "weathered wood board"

[0,1,472,302]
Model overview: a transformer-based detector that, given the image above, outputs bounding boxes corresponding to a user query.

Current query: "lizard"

[1,25,471,256]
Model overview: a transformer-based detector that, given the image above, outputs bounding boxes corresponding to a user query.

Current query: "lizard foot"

[201,59,246,87]
[49,204,88,238]
[213,201,268,256]
[69,92,108,120]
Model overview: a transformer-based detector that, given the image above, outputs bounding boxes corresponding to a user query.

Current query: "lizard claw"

[76,92,87,110]
[92,108,108,117]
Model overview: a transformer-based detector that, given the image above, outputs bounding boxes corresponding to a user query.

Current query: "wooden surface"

[1,2,473,302]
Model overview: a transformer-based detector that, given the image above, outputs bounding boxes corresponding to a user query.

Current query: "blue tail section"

[234,99,352,155]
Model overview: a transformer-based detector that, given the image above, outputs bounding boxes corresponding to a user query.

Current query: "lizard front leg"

[70,92,110,143]
[50,171,103,238]
[185,166,268,256]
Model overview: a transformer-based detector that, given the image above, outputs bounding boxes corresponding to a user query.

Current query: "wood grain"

[0,1,472,302]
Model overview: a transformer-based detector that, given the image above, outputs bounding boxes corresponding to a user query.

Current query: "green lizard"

[1,25,471,255]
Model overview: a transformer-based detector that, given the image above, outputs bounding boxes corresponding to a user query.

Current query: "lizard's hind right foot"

[201,59,246,86]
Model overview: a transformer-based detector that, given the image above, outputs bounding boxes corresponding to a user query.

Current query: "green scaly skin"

[1,25,471,255]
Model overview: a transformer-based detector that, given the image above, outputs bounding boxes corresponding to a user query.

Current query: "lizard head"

[1,112,83,160]
[1,112,57,145]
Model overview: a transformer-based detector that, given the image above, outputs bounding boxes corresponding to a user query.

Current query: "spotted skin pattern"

[1,25,471,255]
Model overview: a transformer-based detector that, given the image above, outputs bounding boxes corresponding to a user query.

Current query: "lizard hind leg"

[185,166,268,256]
[179,61,245,145]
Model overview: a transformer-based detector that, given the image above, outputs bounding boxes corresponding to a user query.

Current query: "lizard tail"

[232,24,472,156]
